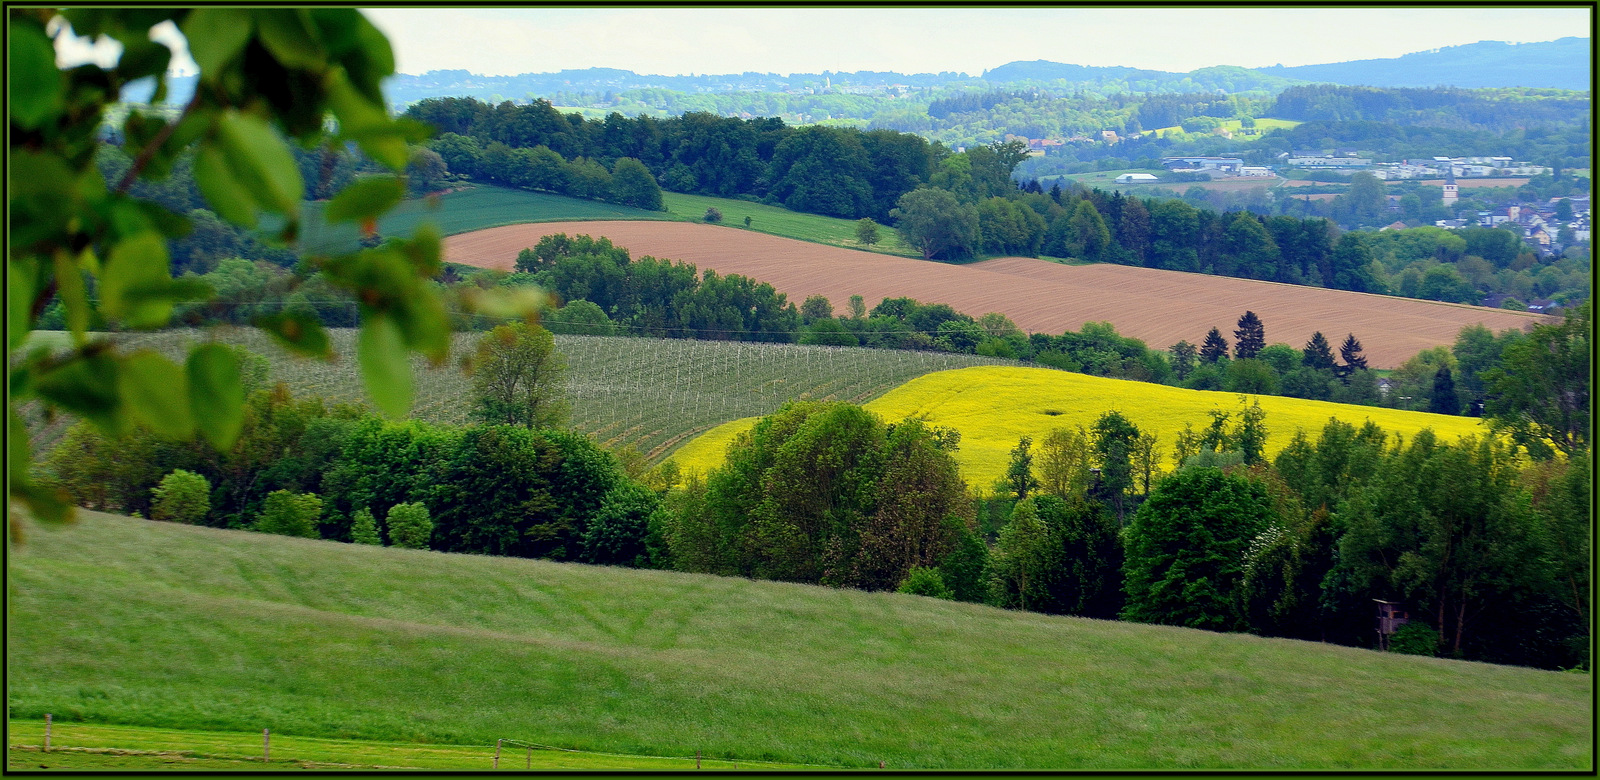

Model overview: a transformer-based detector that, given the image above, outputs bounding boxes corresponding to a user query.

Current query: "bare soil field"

[444,221,1550,368]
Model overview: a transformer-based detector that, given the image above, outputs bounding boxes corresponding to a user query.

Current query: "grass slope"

[671,365,1490,488]
[295,185,673,255]
[93,329,1017,460]
[7,512,1590,769]
[6,720,800,770]
[291,183,914,258]
[659,191,917,256]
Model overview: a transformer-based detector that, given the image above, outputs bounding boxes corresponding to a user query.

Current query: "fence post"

[44,714,51,753]
[263,729,269,762]
[495,739,501,769]
[696,750,701,769]
[527,745,532,769]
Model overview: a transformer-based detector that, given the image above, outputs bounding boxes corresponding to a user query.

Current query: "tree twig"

[115,87,204,195]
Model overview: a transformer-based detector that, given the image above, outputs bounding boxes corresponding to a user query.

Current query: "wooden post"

[526,745,532,769]
[880,760,886,769]
[696,751,701,769]
[44,714,51,753]
[263,729,269,762]
[494,739,501,769]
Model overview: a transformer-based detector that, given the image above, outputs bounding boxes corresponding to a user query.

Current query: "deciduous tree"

[471,322,569,429]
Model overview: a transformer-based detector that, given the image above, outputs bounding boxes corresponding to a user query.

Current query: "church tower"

[1441,163,1458,209]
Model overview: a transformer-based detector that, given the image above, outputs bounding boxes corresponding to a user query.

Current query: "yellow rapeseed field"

[669,366,1490,489]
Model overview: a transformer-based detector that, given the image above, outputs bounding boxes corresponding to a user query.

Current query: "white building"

[1238,166,1274,177]
[1115,173,1159,184]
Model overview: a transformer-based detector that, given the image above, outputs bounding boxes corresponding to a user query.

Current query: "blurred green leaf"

[9,259,38,352]
[53,251,91,342]
[8,20,64,130]
[215,112,305,215]
[100,232,175,328]
[358,313,411,418]
[194,142,259,227]
[324,67,408,169]
[33,351,124,436]
[457,285,555,321]
[254,310,332,359]
[187,343,245,450]
[182,8,253,75]
[395,222,443,276]
[9,408,74,525]
[325,176,405,224]
[115,37,171,82]
[120,350,195,440]
[254,9,325,70]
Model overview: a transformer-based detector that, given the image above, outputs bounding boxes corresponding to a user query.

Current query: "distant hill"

[122,37,1588,108]
[1253,37,1590,90]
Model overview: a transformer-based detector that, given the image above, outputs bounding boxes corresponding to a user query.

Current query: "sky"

[361,7,1592,77]
[52,7,1591,78]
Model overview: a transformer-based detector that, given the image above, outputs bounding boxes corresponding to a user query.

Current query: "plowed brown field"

[444,221,1551,368]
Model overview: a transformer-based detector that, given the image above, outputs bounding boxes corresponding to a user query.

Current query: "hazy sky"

[51,7,1591,78]
[360,7,1592,77]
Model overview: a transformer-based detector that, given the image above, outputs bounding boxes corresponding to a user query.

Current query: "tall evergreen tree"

[1302,332,1336,371]
[1233,311,1266,359]
[1430,366,1458,415]
[1337,333,1369,378]
[1200,328,1230,363]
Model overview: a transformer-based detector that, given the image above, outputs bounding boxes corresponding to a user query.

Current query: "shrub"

[150,469,211,525]
[580,482,659,566]
[1389,621,1439,656]
[386,502,433,549]
[703,207,723,223]
[350,507,382,545]
[256,490,323,538]
[897,566,953,600]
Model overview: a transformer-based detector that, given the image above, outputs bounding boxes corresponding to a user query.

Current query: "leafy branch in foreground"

[7,8,546,529]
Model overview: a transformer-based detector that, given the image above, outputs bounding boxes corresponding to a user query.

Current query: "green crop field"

[658,191,918,256]
[294,185,674,256]
[287,183,918,259]
[7,511,1590,769]
[48,329,1015,461]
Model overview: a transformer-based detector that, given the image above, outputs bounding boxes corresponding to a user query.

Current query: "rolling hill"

[7,511,1590,769]
[669,365,1490,488]
[442,220,1550,369]
[69,329,1016,461]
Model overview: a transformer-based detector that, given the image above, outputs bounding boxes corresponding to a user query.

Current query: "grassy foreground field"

[672,365,1490,487]
[6,720,802,770]
[64,329,1014,460]
[7,511,1590,770]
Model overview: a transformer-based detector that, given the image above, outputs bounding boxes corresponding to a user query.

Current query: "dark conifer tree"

[1337,333,1368,378]
[1430,366,1458,415]
[1302,331,1336,371]
[1233,311,1265,359]
[1049,181,1063,204]
[1200,328,1230,363]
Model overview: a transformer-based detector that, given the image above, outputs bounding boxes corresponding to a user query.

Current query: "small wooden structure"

[1374,599,1410,650]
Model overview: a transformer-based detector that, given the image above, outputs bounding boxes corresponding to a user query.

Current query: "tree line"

[407,96,947,222]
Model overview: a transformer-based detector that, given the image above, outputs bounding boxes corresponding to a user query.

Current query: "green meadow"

[7,511,1591,770]
[289,183,917,258]
[658,191,918,256]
